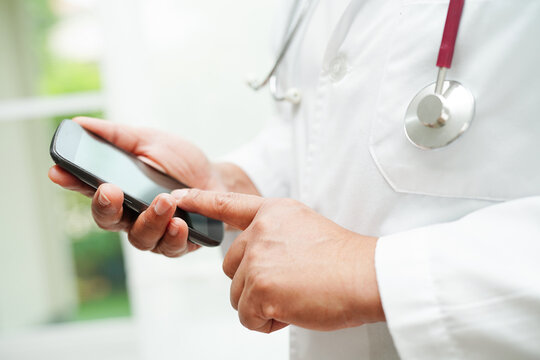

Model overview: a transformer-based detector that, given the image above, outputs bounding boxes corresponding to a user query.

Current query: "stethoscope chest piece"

[404,80,475,150]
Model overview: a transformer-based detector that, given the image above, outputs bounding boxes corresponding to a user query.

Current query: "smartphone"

[50,119,224,247]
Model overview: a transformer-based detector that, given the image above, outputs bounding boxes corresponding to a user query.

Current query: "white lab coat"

[224,0,540,359]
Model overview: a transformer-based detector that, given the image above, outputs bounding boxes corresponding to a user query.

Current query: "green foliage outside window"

[56,116,132,322]
[24,0,101,96]
[25,0,130,322]
[42,61,101,95]
[71,229,131,321]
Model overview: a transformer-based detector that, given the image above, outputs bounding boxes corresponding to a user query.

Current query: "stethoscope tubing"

[247,0,312,93]
[248,0,473,150]
[437,0,465,69]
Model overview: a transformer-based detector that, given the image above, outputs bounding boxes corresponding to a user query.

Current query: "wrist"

[209,162,261,196]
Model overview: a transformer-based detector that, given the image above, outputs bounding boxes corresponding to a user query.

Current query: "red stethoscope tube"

[437,0,465,69]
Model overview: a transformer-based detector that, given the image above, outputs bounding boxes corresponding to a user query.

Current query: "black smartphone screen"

[51,120,223,246]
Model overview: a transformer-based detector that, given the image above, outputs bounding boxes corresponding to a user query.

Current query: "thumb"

[73,117,148,155]
[172,189,264,230]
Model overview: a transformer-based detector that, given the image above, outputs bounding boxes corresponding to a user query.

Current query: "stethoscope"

[248,0,475,150]
[247,0,311,105]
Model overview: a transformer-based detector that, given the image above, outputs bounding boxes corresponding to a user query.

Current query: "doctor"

[49,0,540,359]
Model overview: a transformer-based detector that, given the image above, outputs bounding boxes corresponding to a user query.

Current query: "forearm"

[211,162,261,196]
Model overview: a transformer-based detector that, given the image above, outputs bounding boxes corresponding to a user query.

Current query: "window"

[0,0,130,334]
[1,1,287,359]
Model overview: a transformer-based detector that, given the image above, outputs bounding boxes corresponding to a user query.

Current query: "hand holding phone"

[49,118,225,255]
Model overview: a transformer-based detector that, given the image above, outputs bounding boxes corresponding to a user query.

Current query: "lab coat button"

[328,54,348,82]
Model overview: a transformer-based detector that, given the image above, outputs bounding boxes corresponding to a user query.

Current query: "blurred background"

[0,0,287,359]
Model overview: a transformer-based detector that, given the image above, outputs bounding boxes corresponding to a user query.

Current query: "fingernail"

[154,196,172,216]
[172,189,189,200]
[168,223,179,237]
[98,192,111,207]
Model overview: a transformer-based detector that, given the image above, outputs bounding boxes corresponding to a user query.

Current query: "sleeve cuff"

[375,226,457,360]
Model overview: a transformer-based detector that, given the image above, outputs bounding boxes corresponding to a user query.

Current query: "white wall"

[99,0,288,359]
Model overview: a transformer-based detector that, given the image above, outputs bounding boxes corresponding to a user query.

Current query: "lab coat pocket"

[369,0,540,201]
